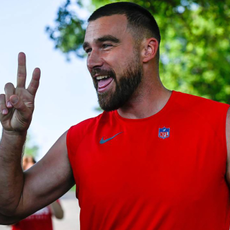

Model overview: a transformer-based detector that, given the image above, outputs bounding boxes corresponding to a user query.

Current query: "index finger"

[17,52,27,88]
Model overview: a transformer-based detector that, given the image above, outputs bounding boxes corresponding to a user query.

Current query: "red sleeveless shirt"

[67,91,230,230]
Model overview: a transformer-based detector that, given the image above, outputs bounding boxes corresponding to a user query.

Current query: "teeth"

[96,75,108,81]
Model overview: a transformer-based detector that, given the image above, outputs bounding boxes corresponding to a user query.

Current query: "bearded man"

[0,2,230,230]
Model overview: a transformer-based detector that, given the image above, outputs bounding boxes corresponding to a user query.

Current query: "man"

[0,2,230,229]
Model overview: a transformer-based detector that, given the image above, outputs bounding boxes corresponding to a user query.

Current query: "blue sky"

[0,0,100,159]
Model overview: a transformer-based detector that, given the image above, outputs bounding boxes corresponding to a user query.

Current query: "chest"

[73,118,227,206]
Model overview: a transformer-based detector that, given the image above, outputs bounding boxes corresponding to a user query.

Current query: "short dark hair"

[24,155,36,164]
[88,2,161,44]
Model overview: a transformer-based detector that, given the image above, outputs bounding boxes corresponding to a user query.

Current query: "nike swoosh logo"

[100,132,123,144]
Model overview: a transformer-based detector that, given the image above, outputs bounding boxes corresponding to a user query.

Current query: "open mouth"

[96,75,114,93]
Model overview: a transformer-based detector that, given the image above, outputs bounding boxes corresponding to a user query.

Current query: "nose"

[87,49,103,71]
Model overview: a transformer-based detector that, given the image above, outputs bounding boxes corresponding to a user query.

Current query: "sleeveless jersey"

[12,206,53,230]
[67,91,230,230]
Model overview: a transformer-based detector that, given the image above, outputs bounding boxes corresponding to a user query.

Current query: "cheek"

[103,48,135,75]
[103,54,121,73]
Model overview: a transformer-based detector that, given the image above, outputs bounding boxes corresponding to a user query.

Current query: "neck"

[117,79,171,119]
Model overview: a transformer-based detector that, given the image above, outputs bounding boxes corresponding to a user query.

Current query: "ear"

[141,38,158,63]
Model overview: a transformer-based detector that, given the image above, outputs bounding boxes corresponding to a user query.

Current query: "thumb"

[10,95,19,105]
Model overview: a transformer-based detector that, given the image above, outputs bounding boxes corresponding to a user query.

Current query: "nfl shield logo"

[158,127,170,139]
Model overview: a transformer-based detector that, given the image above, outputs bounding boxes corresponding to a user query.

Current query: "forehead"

[84,14,129,43]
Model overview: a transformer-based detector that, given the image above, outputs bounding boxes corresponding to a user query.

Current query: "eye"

[84,47,92,54]
[102,43,112,50]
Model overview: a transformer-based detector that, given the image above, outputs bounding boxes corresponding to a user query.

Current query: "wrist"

[0,130,27,153]
[2,129,27,144]
[2,129,27,138]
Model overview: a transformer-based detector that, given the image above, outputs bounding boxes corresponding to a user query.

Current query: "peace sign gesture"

[0,52,40,133]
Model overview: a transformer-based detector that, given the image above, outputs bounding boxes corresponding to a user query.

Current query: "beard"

[93,56,143,111]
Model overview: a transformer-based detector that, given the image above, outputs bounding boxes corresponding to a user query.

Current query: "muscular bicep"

[14,131,75,220]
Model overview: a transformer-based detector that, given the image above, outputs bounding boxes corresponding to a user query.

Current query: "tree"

[46,0,230,103]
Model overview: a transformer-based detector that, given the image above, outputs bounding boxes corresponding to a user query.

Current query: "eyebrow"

[83,35,120,50]
[97,35,120,43]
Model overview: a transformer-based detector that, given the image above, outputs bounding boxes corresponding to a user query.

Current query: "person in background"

[11,156,64,230]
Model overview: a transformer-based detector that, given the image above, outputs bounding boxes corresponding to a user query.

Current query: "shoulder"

[66,111,116,142]
[173,91,228,106]
[70,111,114,131]
[172,91,229,116]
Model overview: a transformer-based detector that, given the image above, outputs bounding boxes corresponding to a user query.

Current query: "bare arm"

[0,132,74,224]
[0,130,26,216]
[0,52,40,216]
[0,53,75,224]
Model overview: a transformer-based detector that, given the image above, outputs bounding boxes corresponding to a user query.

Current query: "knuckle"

[18,72,26,78]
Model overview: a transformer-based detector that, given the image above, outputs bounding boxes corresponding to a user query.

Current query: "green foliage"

[155,1,230,103]
[45,0,86,59]
[46,0,230,103]
[24,134,39,158]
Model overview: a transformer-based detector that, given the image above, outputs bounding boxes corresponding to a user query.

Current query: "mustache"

[91,67,115,78]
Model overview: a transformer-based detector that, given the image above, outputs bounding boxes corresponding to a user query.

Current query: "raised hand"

[0,52,40,133]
